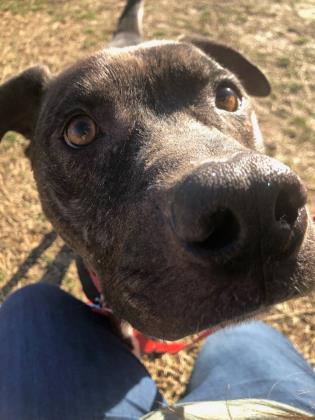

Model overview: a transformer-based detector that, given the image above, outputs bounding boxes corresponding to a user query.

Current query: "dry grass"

[0,0,314,403]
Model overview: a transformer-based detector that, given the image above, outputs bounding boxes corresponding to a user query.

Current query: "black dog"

[0,0,314,340]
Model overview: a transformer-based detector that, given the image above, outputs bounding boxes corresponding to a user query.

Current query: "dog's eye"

[64,115,97,148]
[215,86,240,112]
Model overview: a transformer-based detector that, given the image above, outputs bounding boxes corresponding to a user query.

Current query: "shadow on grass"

[0,231,75,301]
[40,244,74,286]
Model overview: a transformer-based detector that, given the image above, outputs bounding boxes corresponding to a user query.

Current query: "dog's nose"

[170,153,308,264]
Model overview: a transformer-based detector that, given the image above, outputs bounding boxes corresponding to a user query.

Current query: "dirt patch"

[0,0,314,403]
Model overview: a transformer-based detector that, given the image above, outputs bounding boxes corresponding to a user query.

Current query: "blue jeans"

[0,283,314,419]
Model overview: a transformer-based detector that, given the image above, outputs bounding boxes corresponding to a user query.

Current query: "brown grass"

[0,0,314,403]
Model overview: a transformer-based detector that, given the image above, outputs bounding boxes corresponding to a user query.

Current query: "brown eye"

[64,115,97,148]
[215,86,240,112]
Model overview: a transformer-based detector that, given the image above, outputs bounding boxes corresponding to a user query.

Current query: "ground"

[0,0,314,403]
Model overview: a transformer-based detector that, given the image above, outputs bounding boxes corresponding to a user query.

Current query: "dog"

[0,0,314,341]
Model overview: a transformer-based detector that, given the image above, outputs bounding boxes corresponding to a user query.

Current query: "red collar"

[132,328,213,354]
[88,271,213,355]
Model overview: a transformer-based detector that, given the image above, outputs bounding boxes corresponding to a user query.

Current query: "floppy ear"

[0,65,50,141]
[179,36,271,97]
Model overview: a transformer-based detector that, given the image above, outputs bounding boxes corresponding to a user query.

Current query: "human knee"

[1,283,63,313]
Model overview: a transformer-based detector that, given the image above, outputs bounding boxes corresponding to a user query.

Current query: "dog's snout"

[170,153,308,264]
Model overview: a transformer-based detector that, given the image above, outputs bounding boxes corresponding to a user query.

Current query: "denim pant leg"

[0,283,163,420]
[181,321,315,414]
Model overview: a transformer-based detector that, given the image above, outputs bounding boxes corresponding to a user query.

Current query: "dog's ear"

[179,36,271,97]
[0,65,50,141]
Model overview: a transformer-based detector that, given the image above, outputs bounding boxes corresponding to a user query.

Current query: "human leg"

[0,283,163,420]
[181,321,315,413]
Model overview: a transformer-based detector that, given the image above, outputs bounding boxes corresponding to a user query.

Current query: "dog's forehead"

[48,41,225,100]
[105,39,212,65]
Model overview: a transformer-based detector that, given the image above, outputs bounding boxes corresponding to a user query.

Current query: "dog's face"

[1,39,314,339]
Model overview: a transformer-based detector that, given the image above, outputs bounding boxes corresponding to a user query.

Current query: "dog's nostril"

[274,189,301,226]
[190,209,240,252]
